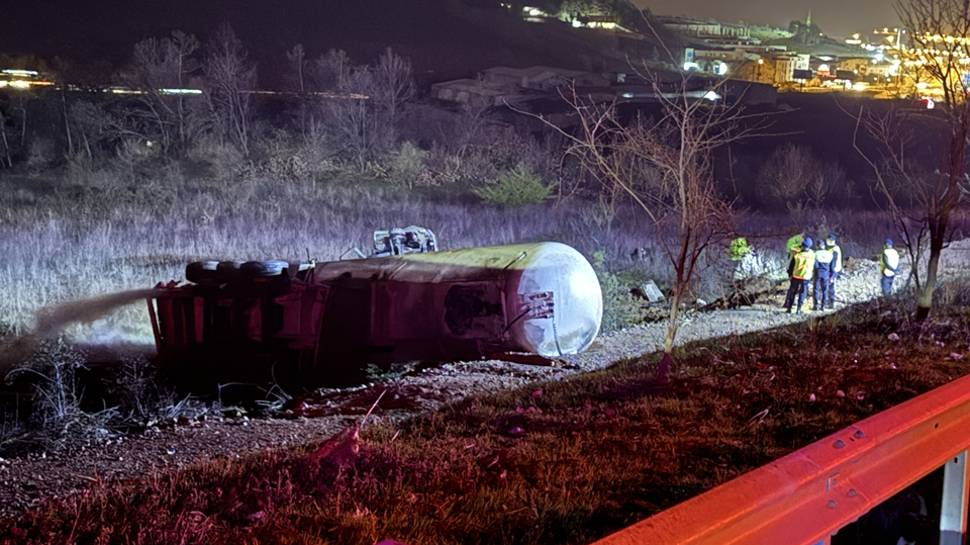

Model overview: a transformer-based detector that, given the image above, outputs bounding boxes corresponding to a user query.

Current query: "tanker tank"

[312,242,603,358]
[151,242,603,384]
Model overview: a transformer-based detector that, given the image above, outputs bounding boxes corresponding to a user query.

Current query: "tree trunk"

[916,233,944,321]
[61,92,73,156]
[662,286,682,355]
[0,110,11,168]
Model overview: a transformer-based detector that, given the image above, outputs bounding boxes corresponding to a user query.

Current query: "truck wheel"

[216,261,243,281]
[241,260,289,277]
[186,260,221,284]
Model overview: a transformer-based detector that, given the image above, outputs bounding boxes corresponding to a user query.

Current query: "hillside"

[2,0,673,84]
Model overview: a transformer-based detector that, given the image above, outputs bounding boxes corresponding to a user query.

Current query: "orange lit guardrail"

[594,373,970,545]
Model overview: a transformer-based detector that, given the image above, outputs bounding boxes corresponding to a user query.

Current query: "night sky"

[1,0,900,66]
[638,0,898,37]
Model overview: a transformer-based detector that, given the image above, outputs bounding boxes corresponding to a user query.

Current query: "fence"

[594,373,970,545]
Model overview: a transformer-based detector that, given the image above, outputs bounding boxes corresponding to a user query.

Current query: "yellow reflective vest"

[786,234,803,258]
[881,248,900,277]
[792,249,815,280]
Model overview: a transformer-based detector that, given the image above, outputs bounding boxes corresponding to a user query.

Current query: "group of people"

[783,234,901,314]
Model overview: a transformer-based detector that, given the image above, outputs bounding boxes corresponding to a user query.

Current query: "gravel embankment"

[1,241,963,520]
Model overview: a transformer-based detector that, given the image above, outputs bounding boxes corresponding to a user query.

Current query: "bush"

[474,164,551,207]
[386,141,431,188]
[592,251,648,333]
[728,237,752,262]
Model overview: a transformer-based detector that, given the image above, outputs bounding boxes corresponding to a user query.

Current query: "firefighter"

[813,239,834,311]
[826,235,842,309]
[784,237,815,314]
[880,238,900,296]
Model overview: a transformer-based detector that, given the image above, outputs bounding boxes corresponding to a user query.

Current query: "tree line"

[0,24,417,172]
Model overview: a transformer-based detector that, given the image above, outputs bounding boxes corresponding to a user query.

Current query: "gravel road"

[1,240,962,520]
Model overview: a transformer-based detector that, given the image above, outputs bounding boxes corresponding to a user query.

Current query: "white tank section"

[390,242,603,356]
[502,242,603,356]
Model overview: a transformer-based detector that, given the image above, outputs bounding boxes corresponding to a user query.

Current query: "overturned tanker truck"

[147,228,603,383]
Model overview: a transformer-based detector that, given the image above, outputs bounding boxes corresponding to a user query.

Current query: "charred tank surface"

[149,242,602,385]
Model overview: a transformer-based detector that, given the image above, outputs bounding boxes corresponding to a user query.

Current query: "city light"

[4,80,31,90]
[159,88,203,95]
[1,69,38,77]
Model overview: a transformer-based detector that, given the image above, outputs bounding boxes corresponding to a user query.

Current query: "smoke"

[32,289,157,339]
[0,289,158,374]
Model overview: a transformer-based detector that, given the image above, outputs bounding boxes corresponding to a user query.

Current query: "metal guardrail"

[594,373,970,545]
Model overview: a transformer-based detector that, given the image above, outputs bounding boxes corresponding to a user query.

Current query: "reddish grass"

[3,294,970,545]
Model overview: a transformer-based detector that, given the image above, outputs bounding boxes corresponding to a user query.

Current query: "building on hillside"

[573,14,631,32]
[749,24,793,42]
[658,16,753,41]
[431,66,610,107]
[482,65,609,91]
[430,78,512,107]
[835,57,899,82]
[734,52,799,84]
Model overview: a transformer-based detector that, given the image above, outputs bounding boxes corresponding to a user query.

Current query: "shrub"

[592,250,647,333]
[2,339,117,449]
[474,164,551,207]
[728,237,752,262]
[385,141,431,188]
[25,138,57,172]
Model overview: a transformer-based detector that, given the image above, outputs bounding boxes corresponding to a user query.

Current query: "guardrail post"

[940,450,969,545]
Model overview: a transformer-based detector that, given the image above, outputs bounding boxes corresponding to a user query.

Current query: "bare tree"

[285,44,309,137]
[0,94,29,168]
[204,24,256,156]
[313,49,414,170]
[372,47,415,127]
[757,143,846,213]
[285,44,308,94]
[311,49,352,91]
[325,67,383,170]
[525,79,759,362]
[123,31,206,153]
[0,106,12,168]
[853,0,970,320]
[68,101,110,161]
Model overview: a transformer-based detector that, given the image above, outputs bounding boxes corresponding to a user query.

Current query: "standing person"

[813,239,834,310]
[880,238,900,296]
[826,235,842,309]
[786,231,803,279]
[784,237,816,314]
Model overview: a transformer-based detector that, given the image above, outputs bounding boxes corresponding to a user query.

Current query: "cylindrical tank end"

[508,242,603,357]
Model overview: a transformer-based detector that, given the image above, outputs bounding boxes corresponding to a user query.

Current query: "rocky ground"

[0,241,962,521]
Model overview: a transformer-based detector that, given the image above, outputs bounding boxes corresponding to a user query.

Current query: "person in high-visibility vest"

[813,239,834,311]
[826,235,842,309]
[785,232,804,278]
[784,237,816,314]
[880,238,900,296]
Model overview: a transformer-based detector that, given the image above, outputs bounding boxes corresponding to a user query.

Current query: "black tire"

[186,260,221,284]
[240,260,289,277]
[216,261,243,281]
